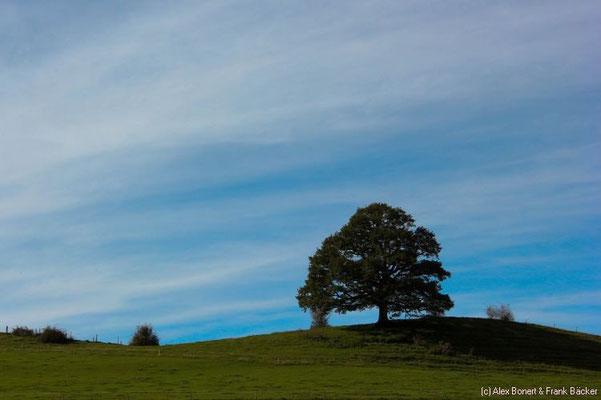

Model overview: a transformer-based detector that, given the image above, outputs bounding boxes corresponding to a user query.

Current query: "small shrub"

[486,304,515,321]
[130,324,159,346]
[12,326,35,337]
[39,326,71,344]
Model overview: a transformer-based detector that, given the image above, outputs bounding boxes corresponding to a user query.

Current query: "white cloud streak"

[0,1,599,339]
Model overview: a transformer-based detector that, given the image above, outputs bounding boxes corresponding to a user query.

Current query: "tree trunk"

[376,304,389,326]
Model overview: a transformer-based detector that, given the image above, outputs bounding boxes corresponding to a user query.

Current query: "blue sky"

[0,1,599,344]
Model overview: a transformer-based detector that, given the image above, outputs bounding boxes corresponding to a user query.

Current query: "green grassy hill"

[1,317,599,399]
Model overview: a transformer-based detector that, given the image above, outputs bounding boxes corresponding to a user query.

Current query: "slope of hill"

[0,317,599,399]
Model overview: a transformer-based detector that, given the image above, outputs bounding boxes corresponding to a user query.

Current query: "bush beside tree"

[39,326,71,344]
[12,326,35,337]
[486,304,515,321]
[130,324,159,346]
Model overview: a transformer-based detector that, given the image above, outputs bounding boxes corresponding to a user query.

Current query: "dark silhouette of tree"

[297,203,453,326]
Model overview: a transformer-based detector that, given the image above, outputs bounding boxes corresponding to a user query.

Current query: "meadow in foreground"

[1,317,599,399]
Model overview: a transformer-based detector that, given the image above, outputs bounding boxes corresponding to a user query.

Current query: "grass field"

[0,317,599,399]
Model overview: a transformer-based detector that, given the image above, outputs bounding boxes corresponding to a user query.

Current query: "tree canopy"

[297,203,453,325]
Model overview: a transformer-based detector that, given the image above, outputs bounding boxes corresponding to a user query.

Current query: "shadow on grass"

[344,317,601,370]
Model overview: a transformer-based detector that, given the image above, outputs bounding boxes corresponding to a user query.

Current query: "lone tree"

[297,203,453,326]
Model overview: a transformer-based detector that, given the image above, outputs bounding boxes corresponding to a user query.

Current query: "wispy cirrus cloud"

[0,1,599,342]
